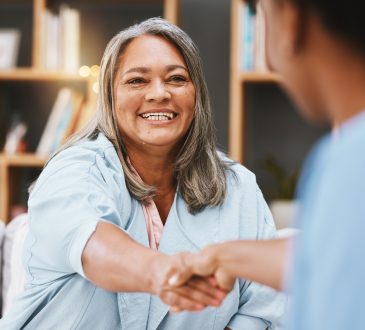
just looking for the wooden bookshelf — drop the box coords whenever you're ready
[0,153,46,167]
[0,153,46,222]
[229,0,282,163]
[164,0,180,25]
[0,0,180,223]
[240,71,282,83]
[0,69,89,82]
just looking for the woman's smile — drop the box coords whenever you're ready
[138,109,178,122]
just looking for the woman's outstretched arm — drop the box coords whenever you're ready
[82,221,227,310]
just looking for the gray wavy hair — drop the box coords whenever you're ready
[54,17,228,214]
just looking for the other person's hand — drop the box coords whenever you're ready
[167,245,236,300]
[150,252,227,312]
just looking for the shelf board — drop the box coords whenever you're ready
[0,69,89,82]
[240,71,282,83]
[0,153,47,168]
[48,0,163,4]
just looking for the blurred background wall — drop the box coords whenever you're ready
[181,0,230,151]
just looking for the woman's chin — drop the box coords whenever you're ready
[138,136,183,149]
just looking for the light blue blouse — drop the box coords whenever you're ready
[0,133,286,329]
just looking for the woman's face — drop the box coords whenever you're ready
[113,35,196,153]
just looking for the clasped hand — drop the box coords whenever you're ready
[151,246,234,312]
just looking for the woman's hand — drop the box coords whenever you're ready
[149,252,228,311]
[168,246,236,294]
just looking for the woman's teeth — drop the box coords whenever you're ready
[140,112,176,121]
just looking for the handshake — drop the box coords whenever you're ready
[149,243,236,313]
[149,238,286,312]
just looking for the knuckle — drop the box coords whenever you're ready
[168,294,178,306]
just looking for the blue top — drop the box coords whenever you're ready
[287,110,365,330]
[0,133,286,329]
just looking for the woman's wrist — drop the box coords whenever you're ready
[146,252,178,295]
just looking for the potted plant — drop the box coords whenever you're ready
[259,154,299,229]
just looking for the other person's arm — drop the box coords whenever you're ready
[170,238,290,291]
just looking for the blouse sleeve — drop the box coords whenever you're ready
[26,152,124,283]
[226,187,287,330]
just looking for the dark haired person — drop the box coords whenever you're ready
[170,0,365,329]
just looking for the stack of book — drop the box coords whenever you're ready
[42,5,80,73]
[241,2,267,72]
[36,88,90,157]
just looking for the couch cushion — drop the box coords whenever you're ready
[2,213,28,316]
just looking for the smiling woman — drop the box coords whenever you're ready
[114,35,196,180]
[68,18,228,215]
[0,18,285,329]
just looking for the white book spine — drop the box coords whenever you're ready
[45,10,60,71]
[60,6,80,73]
[255,3,267,71]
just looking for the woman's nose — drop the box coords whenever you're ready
[145,80,171,102]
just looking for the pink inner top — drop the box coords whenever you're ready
[141,198,164,250]
[128,160,164,250]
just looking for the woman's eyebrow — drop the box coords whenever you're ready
[123,64,188,76]
[123,67,150,75]
[166,64,188,72]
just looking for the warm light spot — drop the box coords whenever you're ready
[90,65,100,77]
[92,81,99,93]
[79,65,90,77]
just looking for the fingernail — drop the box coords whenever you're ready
[168,274,179,286]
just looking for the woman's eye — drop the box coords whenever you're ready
[169,75,187,83]
[127,78,145,85]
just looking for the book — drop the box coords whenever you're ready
[36,88,73,156]
[41,5,80,72]
[37,88,86,156]
[43,9,60,71]
[61,92,85,143]
[241,2,267,72]
[241,3,255,71]
[48,91,84,154]
[60,5,80,73]
[3,119,27,154]
[0,29,21,69]
[254,2,267,71]
[73,93,97,134]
